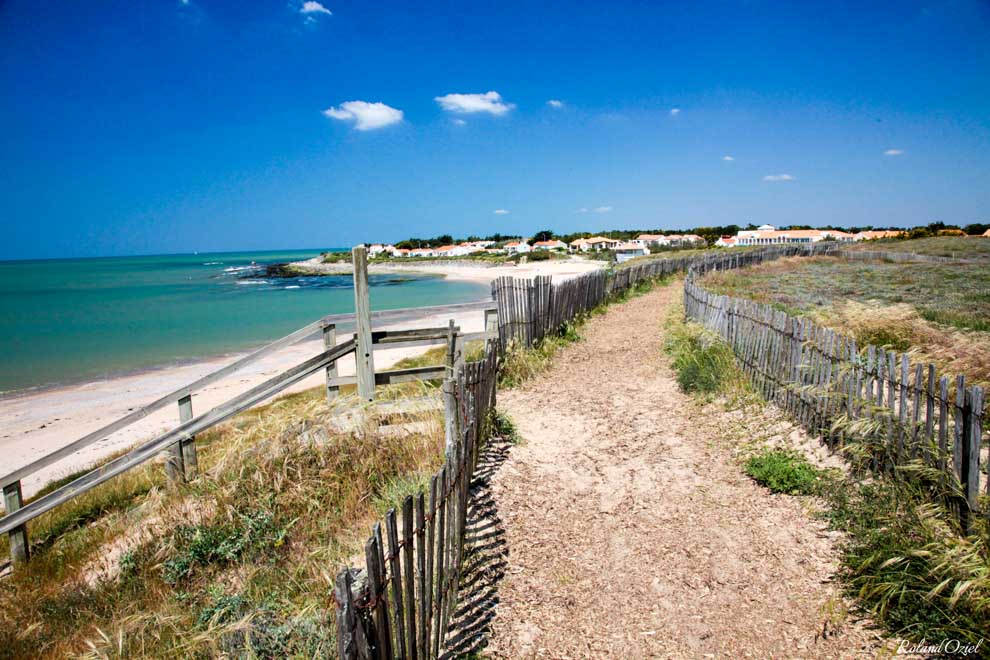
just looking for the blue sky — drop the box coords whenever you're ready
[1,0,989,259]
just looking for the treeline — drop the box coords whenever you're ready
[391,233,522,249]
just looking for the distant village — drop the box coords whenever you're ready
[360,225,922,264]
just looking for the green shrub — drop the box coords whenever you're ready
[743,449,821,495]
[163,509,285,584]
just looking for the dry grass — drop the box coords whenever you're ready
[702,255,990,385]
[0,382,444,658]
[846,236,990,261]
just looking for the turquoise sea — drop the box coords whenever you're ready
[0,250,489,395]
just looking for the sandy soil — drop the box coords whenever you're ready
[485,282,885,658]
[290,254,604,284]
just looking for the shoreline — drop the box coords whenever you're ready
[0,258,603,498]
[288,253,603,285]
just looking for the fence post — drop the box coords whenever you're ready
[178,395,198,480]
[352,246,376,403]
[165,438,185,484]
[323,323,339,402]
[3,481,29,564]
[484,308,498,346]
[443,377,458,454]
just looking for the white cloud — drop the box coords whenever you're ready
[493,209,510,215]
[575,207,589,213]
[547,99,564,109]
[451,118,466,126]
[593,206,613,213]
[300,1,332,15]
[884,148,905,156]
[323,101,403,131]
[763,174,795,182]
[434,91,515,115]
[722,155,734,161]
[669,108,681,116]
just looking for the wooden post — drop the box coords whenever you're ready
[352,246,376,402]
[165,439,184,484]
[323,323,339,402]
[484,308,498,346]
[178,395,198,480]
[443,378,458,454]
[3,481,29,564]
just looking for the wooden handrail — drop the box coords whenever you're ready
[0,339,357,535]
[0,300,495,489]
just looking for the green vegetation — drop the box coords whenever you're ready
[743,449,823,495]
[819,478,990,647]
[663,302,748,400]
[701,253,990,384]
[0,381,446,657]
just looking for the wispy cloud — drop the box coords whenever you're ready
[722,155,734,161]
[593,206,613,213]
[669,108,681,117]
[323,101,403,131]
[493,209,510,215]
[451,118,466,126]
[547,99,564,109]
[434,91,515,115]
[763,174,795,182]
[884,148,905,156]
[575,207,589,214]
[300,1,332,16]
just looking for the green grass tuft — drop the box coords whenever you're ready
[743,449,822,495]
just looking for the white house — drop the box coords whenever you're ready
[714,236,737,247]
[434,245,472,257]
[734,229,829,246]
[633,234,669,248]
[532,239,567,251]
[613,242,650,263]
[410,247,437,257]
[367,244,387,257]
[504,241,531,254]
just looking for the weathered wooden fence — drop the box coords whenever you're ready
[334,343,498,659]
[684,251,987,534]
[490,244,840,351]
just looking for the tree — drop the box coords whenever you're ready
[530,229,555,243]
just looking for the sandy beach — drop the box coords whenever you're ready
[0,259,602,498]
[288,253,603,284]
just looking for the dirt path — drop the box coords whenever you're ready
[485,282,881,658]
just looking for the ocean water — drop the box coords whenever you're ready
[0,250,489,395]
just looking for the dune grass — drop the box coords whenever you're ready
[0,379,445,658]
[701,255,990,385]
[846,236,990,261]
